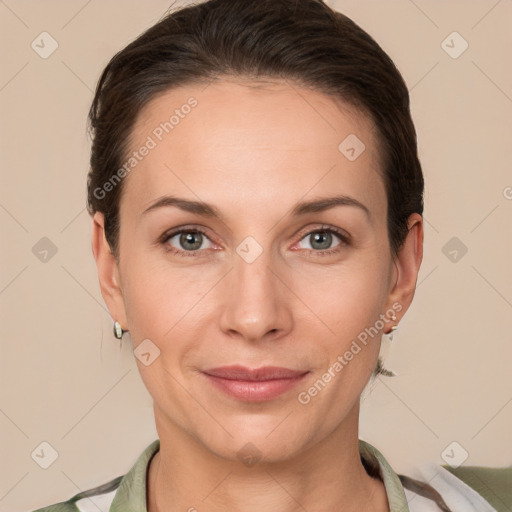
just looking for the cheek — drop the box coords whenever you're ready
[293,259,390,405]
[119,252,175,343]
[119,261,200,397]
[120,254,215,350]
[298,258,390,337]
[295,265,389,415]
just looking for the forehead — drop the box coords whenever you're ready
[120,79,385,222]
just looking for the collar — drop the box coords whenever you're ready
[359,439,410,511]
[109,438,410,512]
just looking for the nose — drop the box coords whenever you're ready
[219,241,293,344]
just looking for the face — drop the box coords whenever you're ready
[93,78,422,463]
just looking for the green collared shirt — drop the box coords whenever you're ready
[32,438,509,512]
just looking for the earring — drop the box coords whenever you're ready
[385,324,398,342]
[384,310,398,341]
[113,320,126,340]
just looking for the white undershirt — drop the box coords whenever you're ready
[404,463,498,512]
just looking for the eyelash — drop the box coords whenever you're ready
[159,224,350,258]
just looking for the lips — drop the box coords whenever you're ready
[201,365,310,401]
[203,365,308,381]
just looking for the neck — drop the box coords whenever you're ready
[147,403,389,512]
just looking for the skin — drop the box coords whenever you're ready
[92,78,423,512]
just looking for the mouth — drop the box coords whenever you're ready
[201,365,310,402]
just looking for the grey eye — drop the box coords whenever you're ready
[167,230,213,251]
[298,230,343,251]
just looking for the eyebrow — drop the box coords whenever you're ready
[141,194,371,221]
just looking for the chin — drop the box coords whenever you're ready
[194,414,315,466]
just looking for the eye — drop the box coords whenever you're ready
[295,225,349,256]
[161,227,215,256]
[159,224,350,258]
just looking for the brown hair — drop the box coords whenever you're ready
[86,0,423,264]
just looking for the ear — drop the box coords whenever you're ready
[385,213,424,324]
[91,212,128,329]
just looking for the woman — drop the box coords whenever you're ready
[33,0,510,511]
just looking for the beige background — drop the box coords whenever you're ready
[1,1,511,511]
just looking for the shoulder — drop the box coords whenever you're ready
[440,463,512,510]
[29,475,123,512]
[30,500,80,512]
[29,440,160,512]
[399,462,511,512]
